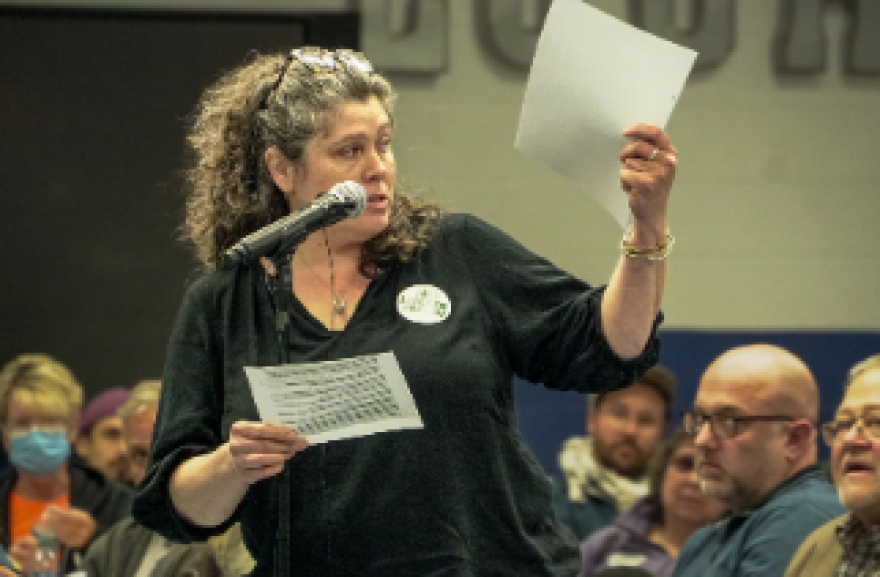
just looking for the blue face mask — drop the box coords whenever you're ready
[10,430,70,476]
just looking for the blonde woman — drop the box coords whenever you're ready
[0,354,131,573]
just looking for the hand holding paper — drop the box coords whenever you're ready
[227,421,308,484]
[515,0,697,227]
[619,123,678,242]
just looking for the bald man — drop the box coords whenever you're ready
[671,344,845,577]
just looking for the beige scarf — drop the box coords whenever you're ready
[558,435,650,514]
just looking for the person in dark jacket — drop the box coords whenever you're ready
[578,430,726,577]
[0,354,133,574]
[132,46,679,577]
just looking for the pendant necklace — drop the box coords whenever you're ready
[298,230,347,324]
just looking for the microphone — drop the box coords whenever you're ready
[221,181,367,269]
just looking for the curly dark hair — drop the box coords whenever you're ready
[183,47,445,272]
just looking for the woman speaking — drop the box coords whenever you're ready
[133,46,678,577]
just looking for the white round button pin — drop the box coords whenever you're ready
[397,284,452,325]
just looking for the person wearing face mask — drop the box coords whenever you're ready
[0,354,133,574]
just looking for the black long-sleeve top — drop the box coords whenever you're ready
[133,214,661,577]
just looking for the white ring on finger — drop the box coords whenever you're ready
[648,148,659,161]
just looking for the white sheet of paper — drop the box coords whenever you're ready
[245,351,423,445]
[515,0,698,227]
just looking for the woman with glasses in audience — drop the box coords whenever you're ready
[132,46,680,577]
[578,430,727,577]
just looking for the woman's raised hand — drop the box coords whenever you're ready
[619,123,678,237]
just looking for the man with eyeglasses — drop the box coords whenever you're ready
[671,344,845,577]
[553,366,675,540]
[784,353,880,577]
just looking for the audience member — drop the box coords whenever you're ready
[0,354,132,573]
[82,378,253,576]
[74,387,130,481]
[578,429,726,577]
[554,366,675,540]
[117,380,160,487]
[784,353,880,576]
[671,343,845,577]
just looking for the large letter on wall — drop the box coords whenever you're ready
[478,0,551,70]
[361,0,449,73]
[629,0,733,72]
[775,0,880,75]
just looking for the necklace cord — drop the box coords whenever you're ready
[297,230,347,329]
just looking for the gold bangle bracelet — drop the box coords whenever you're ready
[621,228,675,260]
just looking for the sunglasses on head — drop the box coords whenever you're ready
[260,47,374,109]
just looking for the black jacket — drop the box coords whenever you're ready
[0,452,134,573]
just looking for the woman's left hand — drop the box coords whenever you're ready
[619,123,678,235]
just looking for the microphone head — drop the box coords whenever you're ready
[328,181,368,218]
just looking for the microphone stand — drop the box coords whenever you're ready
[267,248,295,577]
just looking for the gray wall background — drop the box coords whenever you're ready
[2,0,878,401]
[384,0,880,331]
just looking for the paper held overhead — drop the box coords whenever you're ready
[515,0,698,228]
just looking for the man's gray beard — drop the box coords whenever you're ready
[699,473,761,512]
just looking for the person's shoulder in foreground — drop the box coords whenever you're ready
[81,515,221,577]
[783,514,846,577]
